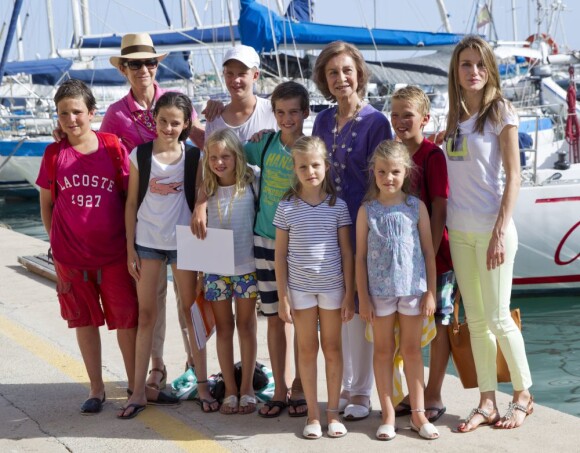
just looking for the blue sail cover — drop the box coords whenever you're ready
[80,26,240,49]
[285,0,312,22]
[239,0,464,52]
[2,52,191,86]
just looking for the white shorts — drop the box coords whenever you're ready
[288,288,344,311]
[371,295,422,317]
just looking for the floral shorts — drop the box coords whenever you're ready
[203,272,259,301]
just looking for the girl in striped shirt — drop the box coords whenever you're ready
[274,136,354,439]
[202,128,259,415]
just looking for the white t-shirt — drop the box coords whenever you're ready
[206,168,259,276]
[445,101,518,232]
[129,145,193,250]
[205,96,278,143]
[273,195,352,292]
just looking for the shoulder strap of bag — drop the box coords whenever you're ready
[137,141,154,210]
[99,132,125,195]
[183,144,201,212]
[253,132,276,228]
[46,142,61,203]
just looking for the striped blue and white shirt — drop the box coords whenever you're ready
[273,195,351,292]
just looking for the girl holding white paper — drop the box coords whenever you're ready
[274,136,354,439]
[123,92,218,418]
[201,128,259,415]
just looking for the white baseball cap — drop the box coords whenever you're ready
[223,45,260,69]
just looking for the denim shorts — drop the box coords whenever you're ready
[135,244,178,265]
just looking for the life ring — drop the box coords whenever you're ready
[524,33,558,62]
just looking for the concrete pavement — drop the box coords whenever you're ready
[0,226,578,452]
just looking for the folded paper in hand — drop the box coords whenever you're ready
[190,292,216,350]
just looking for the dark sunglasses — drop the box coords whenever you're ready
[123,59,159,70]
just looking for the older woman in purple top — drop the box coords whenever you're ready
[312,41,392,420]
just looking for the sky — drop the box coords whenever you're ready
[2,0,579,64]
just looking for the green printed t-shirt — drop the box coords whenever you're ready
[244,131,294,240]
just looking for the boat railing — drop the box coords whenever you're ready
[518,113,545,185]
[0,111,56,138]
[518,109,567,185]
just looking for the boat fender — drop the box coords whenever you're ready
[524,33,559,63]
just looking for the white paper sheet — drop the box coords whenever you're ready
[176,225,235,275]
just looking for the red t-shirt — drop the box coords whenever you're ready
[36,132,129,269]
[410,139,453,274]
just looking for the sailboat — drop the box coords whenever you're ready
[2,0,579,292]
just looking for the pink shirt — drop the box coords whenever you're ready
[36,132,129,269]
[100,82,198,152]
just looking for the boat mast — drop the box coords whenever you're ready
[15,11,25,60]
[0,0,24,82]
[46,0,57,58]
[511,0,518,40]
[70,0,82,47]
[80,0,91,36]
[435,0,452,32]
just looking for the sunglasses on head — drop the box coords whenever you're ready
[123,59,159,70]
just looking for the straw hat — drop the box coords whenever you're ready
[109,33,168,67]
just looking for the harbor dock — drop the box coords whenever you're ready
[0,226,577,452]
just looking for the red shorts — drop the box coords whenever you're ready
[54,258,138,329]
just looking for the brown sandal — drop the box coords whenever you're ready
[146,365,167,390]
[456,407,500,433]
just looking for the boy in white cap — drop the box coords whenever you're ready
[204,45,277,140]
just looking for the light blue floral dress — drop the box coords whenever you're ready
[366,196,427,297]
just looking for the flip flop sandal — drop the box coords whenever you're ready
[147,391,180,406]
[426,406,447,423]
[220,395,239,415]
[258,400,287,418]
[395,402,412,417]
[238,394,257,414]
[117,403,146,420]
[80,393,105,415]
[288,398,308,418]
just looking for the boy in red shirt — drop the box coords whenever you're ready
[37,79,138,415]
[390,85,456,424]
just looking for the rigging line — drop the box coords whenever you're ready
[266,0,283,81]
[283,4,305,81]
[355,0,386,81]
[86,1,217,50]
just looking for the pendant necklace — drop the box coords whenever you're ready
[330,101,363,192]
[217,186,235,227]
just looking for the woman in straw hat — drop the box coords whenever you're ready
[102,33,218,414]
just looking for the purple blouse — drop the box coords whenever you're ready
[312,104,392,249]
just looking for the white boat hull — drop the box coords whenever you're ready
[513,181,580,293]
